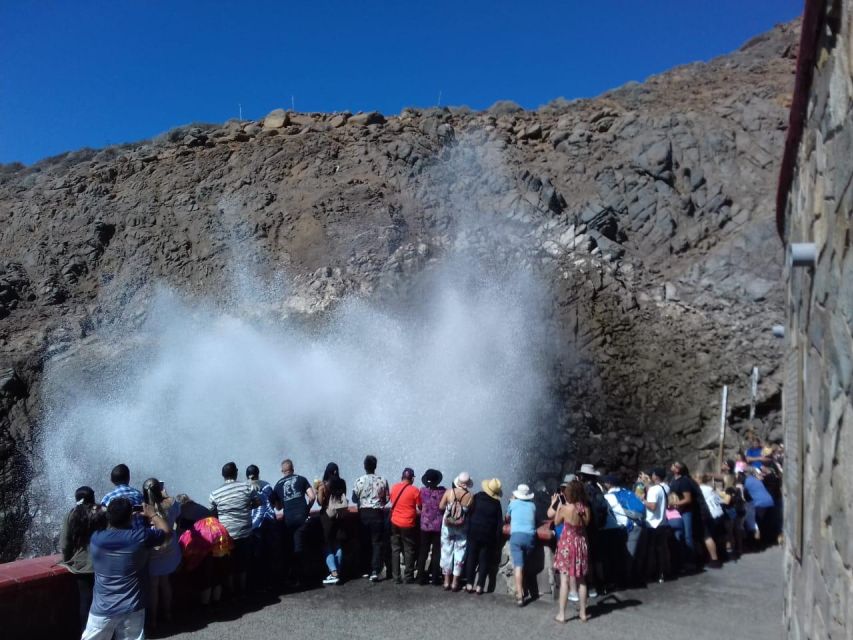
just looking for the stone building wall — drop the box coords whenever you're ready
[782,1,853,638]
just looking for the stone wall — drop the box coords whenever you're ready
[782,1,853,637]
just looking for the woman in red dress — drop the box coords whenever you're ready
[550,479,591,623]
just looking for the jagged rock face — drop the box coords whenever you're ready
[0,21,798,559]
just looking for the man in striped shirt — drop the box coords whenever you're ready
[100,463,145,529]
[210,461,259,593]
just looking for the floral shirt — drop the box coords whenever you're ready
[352,473,389,509]
[419,486,445,532]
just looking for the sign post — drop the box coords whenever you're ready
[718,385,728,471]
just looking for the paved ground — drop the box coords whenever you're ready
[162,549,783,640]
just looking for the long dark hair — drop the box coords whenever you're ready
[324,462,346,499]
[67,486,106,551]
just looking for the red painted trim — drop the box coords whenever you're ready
[0,554,68,594]
[776,1,827,241]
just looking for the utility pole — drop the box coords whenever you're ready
[718,385,729,471]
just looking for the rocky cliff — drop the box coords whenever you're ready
[0,20,799,559]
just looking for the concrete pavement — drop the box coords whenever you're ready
[163,548,783,640]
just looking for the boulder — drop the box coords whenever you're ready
[349,111,386,126]
[329,113,350,128]
[262,109,289,129]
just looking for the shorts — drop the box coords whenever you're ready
[509,532,536,567]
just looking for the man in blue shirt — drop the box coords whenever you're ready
[100,464,145,529]
[744,469,775,549]
[82,498,170,640]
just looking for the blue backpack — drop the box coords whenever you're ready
[612,488,646,532]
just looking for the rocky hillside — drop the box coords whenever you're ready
[0,20,798,559]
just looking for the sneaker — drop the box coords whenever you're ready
[322,574,339,585]
[369,572,380,582]
[568,591,579,602]
[362,573,370,579]
[588,588,598,598]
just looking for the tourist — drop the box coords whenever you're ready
[210,461,259,594]
[316,462,348,585]
[761,463,783,546]
[743,467,775,549]
[175,494,233,606]
[506,482,537,603]
[696,473,723,568]
[81,497,170,640]
[720,475,746,558]
[246,464,277,591]
[465,478,503,595]
[272,458,316,586]
[643,468,670,582]
[389,467,421,584]
[416,468,445,585]
[100,463,145,528]
[669,461,703,571]
[532,480,552,525]
[439,471,474,591]
[141,477,181,630]
[352,454,390,581]
[552,479,591,623]
[602,474,647,586]
[59,486,106,633]
[745,435,768,470]
[576,464,606,597]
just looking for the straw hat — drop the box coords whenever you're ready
[453,472,473,488]
[512,484,534,500]
[481,478,502,499]
[577,463,600,477]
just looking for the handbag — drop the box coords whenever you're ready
[326,492,349,519]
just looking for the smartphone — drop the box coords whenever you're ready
[132,504,144,514]
[559,494,567,505]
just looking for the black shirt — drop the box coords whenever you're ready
[274,474,311,524]
[670,476,702,517]
[467,492,503,543]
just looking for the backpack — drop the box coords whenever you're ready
[444,488,469,527]
[612,488,647,532]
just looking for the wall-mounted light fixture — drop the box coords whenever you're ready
[772,325,785,338]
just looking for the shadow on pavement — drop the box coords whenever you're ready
[591,594,643,617]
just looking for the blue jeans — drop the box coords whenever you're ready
[325,547,342,573]
[674,511,695,565]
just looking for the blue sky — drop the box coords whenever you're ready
[1,1,802,164]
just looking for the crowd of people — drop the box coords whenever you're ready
[58,436,784,639]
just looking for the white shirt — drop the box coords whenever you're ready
[604,489,627,528]
[645,484,666,528]
[700,484,723,519]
